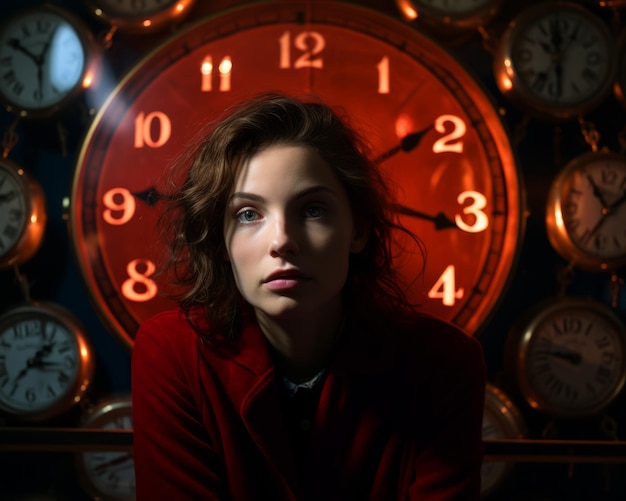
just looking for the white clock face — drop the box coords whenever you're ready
[0,164,27,258]
[521,302,626,417]
[0,9,86,112]
[0,312,80,414]
[481,409,509,495]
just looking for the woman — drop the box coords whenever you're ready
[132,94,486,500]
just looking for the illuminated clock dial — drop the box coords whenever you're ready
[70,0,524,349]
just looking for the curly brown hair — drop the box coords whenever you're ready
[159,93,425,346]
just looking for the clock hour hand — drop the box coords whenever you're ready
[92,453,134,475]
[393,204,457,230]
[7,38,40,64]
[584,188,626,240]
[375,125,432,164]
[547,349,582,366]
[0,190,16,204]
[586,173,609,207]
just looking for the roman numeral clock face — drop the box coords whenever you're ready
[70,1,524,349]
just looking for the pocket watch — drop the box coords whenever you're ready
[545,150,626,272]
[84,0,196,34]
[0,302,96,422]
[0,4,100,119]
[70,0,524,349]
[394,0,502,31]
[507,297,626,419]
[0,157,46,270]
[481,383,527,498]
[75,394,135,501]
[493,1,617,120]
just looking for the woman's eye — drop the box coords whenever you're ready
[236,209,259,223]
[305,206,325,218]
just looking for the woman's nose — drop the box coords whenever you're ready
[268,216,299,257]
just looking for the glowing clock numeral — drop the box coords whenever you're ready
[102,187,136,225]
[433,114,466,153]
[455,191,489,233]
[121,259,158,302]
[134,111,171,148]
[428,264,464,306]
[377,56,390,94]
[278,31,325,69]
[200,55,232,92]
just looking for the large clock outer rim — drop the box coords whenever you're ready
[70,0,525,349]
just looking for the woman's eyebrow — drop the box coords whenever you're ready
[229,186,337,204]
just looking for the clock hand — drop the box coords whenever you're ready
[7,38,40,63]
[375,125,432,164]
[0,190,17,204]
[92,453,134,475]
[583,188,626,240]
[547,349,582,365]
[586,173,609,207]
[393,204,457,230]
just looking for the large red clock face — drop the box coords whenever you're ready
[71,1,524,349]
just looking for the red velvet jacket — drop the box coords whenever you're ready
[132,308,486,500]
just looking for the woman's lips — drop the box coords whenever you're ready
[263,270,310,291]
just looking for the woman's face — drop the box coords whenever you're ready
[223,144,366,322]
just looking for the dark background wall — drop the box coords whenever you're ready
[1,0,625,499]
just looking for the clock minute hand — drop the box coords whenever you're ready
[393,204,457,230]
[375,125,433,164]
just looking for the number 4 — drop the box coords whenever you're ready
[428,264,464,306]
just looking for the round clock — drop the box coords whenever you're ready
[493,1,617,121]
[545,150,626,272]
[481,383,527,498]
[75,394,135,501]
[395,0,502,31]
[85,0,196,34]
[0,302,95,422]
[0,4,100,119]
[507,297,626,419]
[0,157,47,270]
[70,0,524,349]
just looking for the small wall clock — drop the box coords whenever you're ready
[493,1,616,121]
[0,4,100,119]
[75,394,135,501]
[0,157,47,270]
[481,383,527,498]
[84,0,196,34]
[506,297,626,419]
[70,0,524,349]
[0,302,95,422]
[545,150,626,272]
